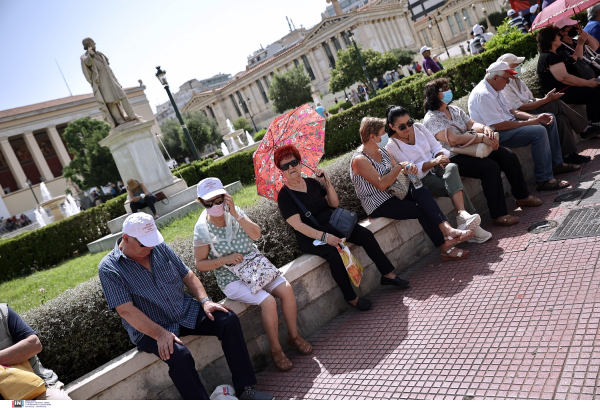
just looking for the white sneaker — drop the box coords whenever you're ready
[468,226,493,244]
[456,210,481,231]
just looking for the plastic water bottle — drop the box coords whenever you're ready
[406,165,423,189]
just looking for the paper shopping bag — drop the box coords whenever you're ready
[0,360,46,400]
[337,243,363,287]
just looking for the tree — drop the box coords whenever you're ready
[159,110,222,161]
[389,48,417,66]
[483,19,527,52]
[61,117,121,191]
[329,45,398,93]
[267,65,313,113]
[232,117,253,133]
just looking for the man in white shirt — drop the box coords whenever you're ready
[468,61,576,191]
[498,53,600,164]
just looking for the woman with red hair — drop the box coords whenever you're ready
[275,145,408,312]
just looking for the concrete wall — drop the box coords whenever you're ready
[65,146,535,400]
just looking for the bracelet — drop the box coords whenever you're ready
[321,231,327,242]
[236,213,245,221]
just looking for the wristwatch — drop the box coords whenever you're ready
[200,296,212,305]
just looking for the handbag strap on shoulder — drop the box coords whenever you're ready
[282,185,320,228]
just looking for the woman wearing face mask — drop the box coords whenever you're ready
[422,78,541,228]
[383,105,492,244]
[193,177,312,372]
[351,116,474,262]
[555,17,599,61]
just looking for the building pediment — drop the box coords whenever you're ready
[359,0,407,11]
[183,92,215,111]
[436,0,470,14]
[304,15,351,41]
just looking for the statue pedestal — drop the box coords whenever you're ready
[100,121,187,210]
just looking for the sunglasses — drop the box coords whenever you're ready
[392,118,414,131]
[132,237,146,248]
[203,195,225,208]
[280,159,300,171]
[438,85,450,92]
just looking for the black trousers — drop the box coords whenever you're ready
[370,184,446,247]
[136,309,256,400]
[300,223,395,302]
[130,196,157,215]
[559,86,600,123]
[450,147,530,219]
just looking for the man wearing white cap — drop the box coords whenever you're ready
[507,9,529,34]
[420,46,440,76]
[98,212,274,400]
[499,53,600,164]
[468,61,575,191]
[470,24,487,55]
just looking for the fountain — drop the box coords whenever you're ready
[38,182,67,223]
[64,194,81,217]
[222,119,246,155]
[220,142,230,156]
[245,131,255,146]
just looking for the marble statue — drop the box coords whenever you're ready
[80,38,141,128]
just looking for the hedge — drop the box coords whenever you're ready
[378,72,426,95]
[327,100,353,115]
[253,128,267,142]
[0,194,127,283]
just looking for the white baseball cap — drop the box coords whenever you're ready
[497,53,525,65]
[473,24,484,35]
[486,61,518,75]
[197,177,227,200]
[507,9,516,16]
[530,4,539,13]
[122,213,164,247]
[420,45,432,54]
[554,17,579,29]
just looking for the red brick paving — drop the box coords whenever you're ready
[256,139,600,399]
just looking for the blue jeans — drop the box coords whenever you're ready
[498,119,563,182]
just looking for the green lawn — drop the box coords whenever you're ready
[0,184,262,313]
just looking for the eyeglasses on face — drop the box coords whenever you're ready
[438,84,450,92]
[203,194,225,208]
[132,237,146,248]
[280,159,300,171]
[393,118,415,131]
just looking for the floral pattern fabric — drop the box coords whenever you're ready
[423,106,472,158]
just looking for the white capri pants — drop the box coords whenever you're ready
[223,276,287,305]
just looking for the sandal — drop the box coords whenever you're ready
[492,215,520,226]
[287,334,313,355]
[441,229,474,252]
[553,163,580,175]
[515,196,542,207]
[271,349,293,372]
[440,247,470,261]
[536,179,569,191]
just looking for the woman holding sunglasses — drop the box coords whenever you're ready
[276,145,408,312]
[193,177,312,372]
[384,105,491,243]
[351,116,474,262]
[422,78,541,227]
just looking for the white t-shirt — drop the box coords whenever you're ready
[468,79,515,126]
[501,77,535,110]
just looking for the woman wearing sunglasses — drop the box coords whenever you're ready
[422,78,541,227]
[384,105,491,243]
[193,177,312,372]
[351,117,474,262]
[276,145,408,312]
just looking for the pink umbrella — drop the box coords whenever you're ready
[531,0,600,31]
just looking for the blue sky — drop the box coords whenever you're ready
[0,0,328,112]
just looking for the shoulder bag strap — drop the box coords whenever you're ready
[282,185,320,228]
[446,124,478,147]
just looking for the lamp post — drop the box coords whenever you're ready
[25,179,39,206]
[238,98,258,132]
[347,31,376,97]
[428,13,450,58]
[155,66,200,161]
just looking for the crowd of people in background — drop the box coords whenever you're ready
[0,214,32,234]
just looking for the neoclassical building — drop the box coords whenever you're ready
[0,86,159,218]
[183,0,420,134]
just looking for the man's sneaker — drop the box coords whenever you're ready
[467,226,492,244]
[238,386,275,400]
[456,210,481,231]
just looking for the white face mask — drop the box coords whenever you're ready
[376,133,389,148]
[206,203,225,217]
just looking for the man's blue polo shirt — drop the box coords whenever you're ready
[98,238,200,344]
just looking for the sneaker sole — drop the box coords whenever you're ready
[457,214,481,231]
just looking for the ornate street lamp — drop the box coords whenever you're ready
[347,32,376,97]
[238,98,258,132]
[155,66,200,161]
[428,13,450,58]
[25,179,39,206]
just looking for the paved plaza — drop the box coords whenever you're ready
[256,138,600,400]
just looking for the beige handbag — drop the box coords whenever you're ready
[444,125,493,158]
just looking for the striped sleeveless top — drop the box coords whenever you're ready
[350,146,394,215]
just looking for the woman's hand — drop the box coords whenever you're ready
[224,194,238,218]
[401,162,418,175]
[482,126,496,139]
[481,134,500,150]
[313,168,329,185]
[325,233,344,247]
[131,196,141,203]
[223,253,244,265]
[586,78,600,88]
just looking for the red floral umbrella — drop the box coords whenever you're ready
[253,103,326,201]
[531,0,600,31]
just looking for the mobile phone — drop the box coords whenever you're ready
[224,203,230,213]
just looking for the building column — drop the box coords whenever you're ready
[250,83,268,112]
[307,50,325,83]
[212,102,228,134]
[325,39,338,62]
[46,125,71,167]
[23,132,54,182]
[336,33,347,50]
[388,18,404,48]
[376,19,392,51]
[0,139,27,190]
[402,13,419,48]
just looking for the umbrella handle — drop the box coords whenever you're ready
[303,163,325,177]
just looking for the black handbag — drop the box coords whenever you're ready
[283,185,358,239]
[573,59,596,80]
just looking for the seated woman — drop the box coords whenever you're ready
[193,177,312,372]
[276,145,410,312]
[555,17,600,60]
[384,106,491,243]
[127,179,159,219]
[537,26,600,123]
[422,79,541,226]
[351,117,474,261]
